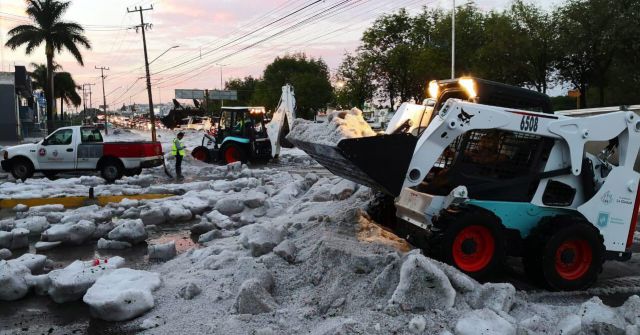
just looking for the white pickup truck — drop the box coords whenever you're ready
[1,126,163,182]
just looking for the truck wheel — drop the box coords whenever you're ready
[11,158,34,181]
[191,146,210,162]
[222,143,247,164]
[523,216,604,291]
[100,160,123,183]
[432,208,506,280]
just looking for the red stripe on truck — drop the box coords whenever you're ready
[625,182,640,251]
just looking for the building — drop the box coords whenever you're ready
[0,66,39,142]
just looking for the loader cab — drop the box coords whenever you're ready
[417,78,555,201]
[208,107,271,164]
[428,77,552,116]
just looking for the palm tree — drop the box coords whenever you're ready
[30,63,80,121]
[5,0,90,132]
[53,72,81,121]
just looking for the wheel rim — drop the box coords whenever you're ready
[14,165,27,178]
[554,239,592,280]
[104,166,118,179]
[452,225,495,272]
[193,149,206,161]
[224,146,241,163]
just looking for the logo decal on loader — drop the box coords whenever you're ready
[458,109,475,124]
[597,212,610,227]
[601,191,613,205]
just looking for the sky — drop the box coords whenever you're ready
[0,0,559,108]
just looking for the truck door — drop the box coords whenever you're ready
[37,128,76,170]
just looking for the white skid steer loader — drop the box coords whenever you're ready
[289,77,640,290]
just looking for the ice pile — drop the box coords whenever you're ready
[287,108,377,145]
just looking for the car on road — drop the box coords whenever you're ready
[1,126,164,182]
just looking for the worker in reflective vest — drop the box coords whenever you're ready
[171,132,186,180]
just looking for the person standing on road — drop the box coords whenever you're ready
[171,132,186,180]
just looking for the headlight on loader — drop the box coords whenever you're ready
[458,77,477,99]
[428,80,439,99]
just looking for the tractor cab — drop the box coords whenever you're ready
[191,107,272,164]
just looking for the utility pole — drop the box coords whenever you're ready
[96,66,110,134]
[216,63,227,107]
[128,5,157,142]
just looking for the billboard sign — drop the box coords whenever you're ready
[175,89,237,101]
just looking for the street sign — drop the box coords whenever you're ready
[174,89,237,101]
[175,89,205,99]
[208,90,237,100]
[568,89,581,97]
[99,105,109,109]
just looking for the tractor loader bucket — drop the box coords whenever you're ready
[288,133,418,196]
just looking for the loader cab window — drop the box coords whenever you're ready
[420,129,554,202]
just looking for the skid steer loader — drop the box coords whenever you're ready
[289,77,640,290]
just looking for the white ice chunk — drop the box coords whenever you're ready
[148,241,177,261]
[0,260,30,301]
[15,216,49,235]
[97,238,132,249]
[42,220,96,245]
[83,268,161,321]
[47,256,125,303]
[108,219,148,244]
[454,309,516,335]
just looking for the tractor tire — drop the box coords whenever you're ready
[43,171,58,180]
[430,207,506,281]
[100,159,123,183]
[523,216,604,291]
[221,143,247,164]
[10,158,34,181]
[191,146,210,162]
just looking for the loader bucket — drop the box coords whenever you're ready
[288,133,418,196]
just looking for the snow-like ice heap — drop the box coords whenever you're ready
[287,108,377,146]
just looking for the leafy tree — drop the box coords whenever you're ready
[508,0,558,93]
[555,0,624,107]
[334,53,376,109]
[252,54,332,120]
[225,76,259,106]
[5,0,91,131]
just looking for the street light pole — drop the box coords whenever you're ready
[96,66,110,134]
[216,63,227,107]
[451,0,455,79]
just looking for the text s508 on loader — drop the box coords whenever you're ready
[289,77,640,290]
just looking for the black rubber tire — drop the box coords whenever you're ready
[430,207,506,281]
[100,160,123,183]
[191,146,210,162]
[523,216,604,291]
[221,142,248,164]
[42,171,57,180]
[10,158,34,181]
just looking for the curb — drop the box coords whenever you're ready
[0,193,175,209]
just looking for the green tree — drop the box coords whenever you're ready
[225,76,259,106]
[5,0,91,131]
[252,54,332,120]
[334,53,376,109]
[555,0,624,107]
